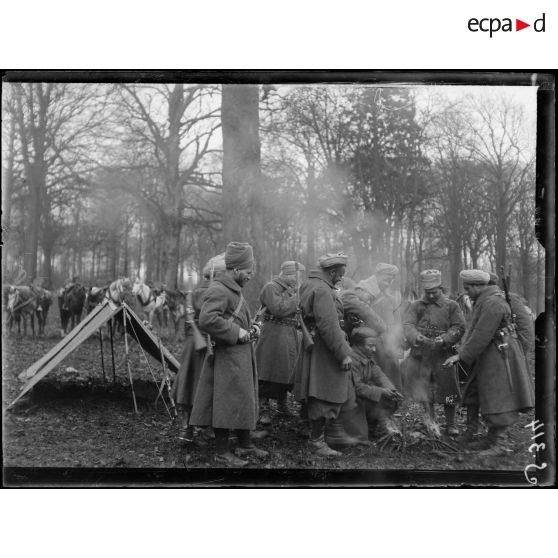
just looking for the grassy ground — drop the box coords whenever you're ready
[2,314,541,485]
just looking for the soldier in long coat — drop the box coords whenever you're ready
[340,327,403,443]
[295,252,360,457]
[443,270,535,456]
[402,270,466,436]
[171,253,225,443]
[488,272,535,368]
[355,263,404,390]
[190,242,268,467]
[256,261,305,424]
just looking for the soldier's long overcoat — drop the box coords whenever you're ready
[294,270,352,404]
[170,280,209,409]
[402,294,465,404]
[458,285,534,416]
[189,276,258,430]
[255,277,300,385]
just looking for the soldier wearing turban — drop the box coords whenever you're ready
[190,242,268,467]
[402,269,466,437]
[443,270,535,456]
[294,252,362,457]
[171,253,225,444]
[255,261,306,425]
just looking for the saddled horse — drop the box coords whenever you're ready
[58,284,86,334]
[132,279,168,333]
[7,285,38,336]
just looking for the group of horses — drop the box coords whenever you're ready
[4,285,53,336]
[3,278,188,339]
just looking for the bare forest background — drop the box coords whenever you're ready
[1,82,544,313]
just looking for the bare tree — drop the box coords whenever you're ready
[221,84,266,304]
[109,84,222,287]
[464,95,535,272]
[8,82,108,286]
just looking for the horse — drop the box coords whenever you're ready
[164,289,187,339]
[34,287,53,335]
[132,279,168,334]
[58,284,86,334]
[85,285,108,314]
[7,286,38,336]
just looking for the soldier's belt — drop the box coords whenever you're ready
[417,326,446,338]
[263,314,298,327]
[304,319,344,332]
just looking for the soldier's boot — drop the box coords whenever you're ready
[235,429,269,459]
[277,392,296,417]
[176,407,194,443]
[458,405,481,445]
[259,397,272,426]
[444,405,459,437]
[309,419,341,457]
[478,427,509,457]
[325,418,361,449]
[214,428,248,467]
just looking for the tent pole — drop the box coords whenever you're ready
[109,319,116,384]
[122,308,139,414]
[157,335,177,418]
[98,329,106,384]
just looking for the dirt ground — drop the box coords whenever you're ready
[2,313,541,485]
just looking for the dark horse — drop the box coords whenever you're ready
[34,287,53,334]
[58,284,86,334]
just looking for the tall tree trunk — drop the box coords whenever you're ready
[137,220,143,277]
[122,214,129,277]
[221,84,263,308]
[2,113,16,278]
[305,162,316,270]
[164,84,185,289]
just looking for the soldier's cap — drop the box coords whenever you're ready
[488,272,499,285]
[225,242,254,270]
[420,269,442,289]
[280,261,305,275]
[318,252,348,269]
[375,262,399,276]
[351,326,381,344]
[203,253,226,277]
[460,269,490,285]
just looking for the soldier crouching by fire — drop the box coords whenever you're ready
[340,327,403,444]
[402,269,466,437]
[189,242,268,467]
[443,270,535,457]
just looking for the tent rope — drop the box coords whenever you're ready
[125,309,174,420]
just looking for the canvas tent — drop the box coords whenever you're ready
[7,299,180,409]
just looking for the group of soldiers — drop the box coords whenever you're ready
[170,242,536,466]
